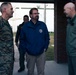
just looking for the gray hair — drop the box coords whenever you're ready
[0,2,11,13]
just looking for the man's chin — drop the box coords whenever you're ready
[36,18,39,21]
[65,15,71,20]
[65,15,69,17]
[10,15,13,18]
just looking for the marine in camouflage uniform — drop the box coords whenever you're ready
[0,16,14,75]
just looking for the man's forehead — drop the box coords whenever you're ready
[33,10,38,12]
[64,2,75,9]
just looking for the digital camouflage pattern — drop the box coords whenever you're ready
[0,16,14,75]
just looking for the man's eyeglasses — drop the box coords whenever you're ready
[32,13,39,14]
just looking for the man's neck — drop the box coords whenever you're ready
[2,14,9,20]
[31,19,37,24]
[71,12,76,19]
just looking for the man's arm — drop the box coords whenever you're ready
[15,26,20,47]
[44,24,50,51]
[19,27,26,52]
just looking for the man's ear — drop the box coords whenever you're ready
[3,7,7,12]
[29,14,32,18]
[70,7,73,12]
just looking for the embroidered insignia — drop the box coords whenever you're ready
[39,29,43,33]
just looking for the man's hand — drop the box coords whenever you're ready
[44,48,47,52]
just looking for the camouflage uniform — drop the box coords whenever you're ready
[0,16,14,75]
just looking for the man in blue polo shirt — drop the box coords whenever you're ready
[19,8,49,75]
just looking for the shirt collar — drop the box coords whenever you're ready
[71,14,76,22]
[28,20,40,28]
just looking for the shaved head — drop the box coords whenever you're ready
[64,2,75,10]
[64,2,76,18]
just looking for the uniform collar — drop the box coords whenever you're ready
[68,15,76,26]
[71,14,76,22]
[0,16,9,24]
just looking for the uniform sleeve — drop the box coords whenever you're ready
[0,21,3,31]
[0,21,4,39]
